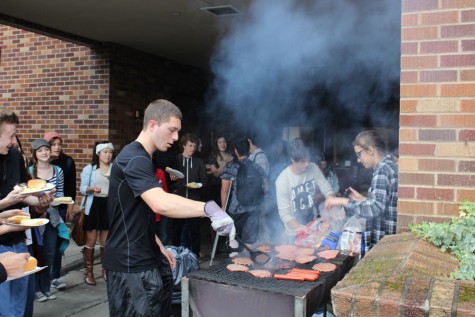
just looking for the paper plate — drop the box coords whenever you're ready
[186,182,203,189]
[165,167,184,179]
[17,183,56,195]
[7,266,47,281]
[4,218,49,227]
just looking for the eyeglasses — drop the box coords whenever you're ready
[355,149,366,158]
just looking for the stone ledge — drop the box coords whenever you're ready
[332,232,475,316]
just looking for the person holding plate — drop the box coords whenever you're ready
[0,209,32,285]
[44,131,77,291]
[79,141,114,285]
[28,138,68,303]
[0,110,54,317]
[171,133,207,258]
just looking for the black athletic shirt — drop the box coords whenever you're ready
[0,147,27,245]
[104,141,163,273]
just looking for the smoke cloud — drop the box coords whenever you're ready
[206,0,401,140]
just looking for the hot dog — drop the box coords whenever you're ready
[274,274,305,282]
[290,268,320,276]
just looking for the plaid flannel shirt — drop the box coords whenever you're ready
[346,155,398,253]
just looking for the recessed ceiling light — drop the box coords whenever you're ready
[200,5,243,16]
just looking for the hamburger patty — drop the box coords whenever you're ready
[231,257,254,266]
[295,255,317,264]
[317,250,339,260]
[312,262,337,272]
[295,248,315,256]
[227,264,250,272]
[248,269,272,278]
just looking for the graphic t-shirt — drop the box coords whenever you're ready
[275,162,333,236]
[291,179,318,224]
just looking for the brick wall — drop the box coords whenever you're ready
[0,24,209,201]
[399,0,475,231]
[107,44,209,152]
[0,24,110,177]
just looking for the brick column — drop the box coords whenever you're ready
[398,0,475,231]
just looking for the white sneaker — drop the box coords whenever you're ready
[51,278,67,290]
[44,291,57,300]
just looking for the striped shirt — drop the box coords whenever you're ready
[346,155,398,253]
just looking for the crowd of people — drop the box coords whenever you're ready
[0,99,400,317]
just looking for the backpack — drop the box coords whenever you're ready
[235,160,264,206]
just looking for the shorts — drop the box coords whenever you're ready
[107,254,173,317]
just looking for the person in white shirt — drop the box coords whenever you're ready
[275,138,335,240]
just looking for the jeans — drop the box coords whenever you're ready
[52,207,67,279]
[36,223,57,294]
[0,242,29,317]
[24,245,35,317]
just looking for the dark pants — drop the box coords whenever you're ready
[107,254,173,317]
[179,218,201,256]
[36,223,57,294]
[52,207,67,279]
[155,216,169,245]
[230,210,260,244]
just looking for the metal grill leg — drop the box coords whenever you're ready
[181,277,191,317]
[209,233,219,267]
[295,296,306,317]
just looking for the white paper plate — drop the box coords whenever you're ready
[186,182,203,189]
[7,266,47,281]
[165,167,184,179]
[51,199,75,206]
[17,183,56,195]
[4,218,49,227]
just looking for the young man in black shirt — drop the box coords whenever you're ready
[0,110,54,316]
[104,99,235,317]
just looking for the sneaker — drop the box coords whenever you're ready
[34,292,47,302]
[51,278,67,290]
[43,291,57,300]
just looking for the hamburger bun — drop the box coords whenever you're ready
[27,179,47,189]
[24,257,37,272]
[20,219,45,226]
[54,197,72,203]
[7,215,30,224]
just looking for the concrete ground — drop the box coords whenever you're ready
[33,226,228,317]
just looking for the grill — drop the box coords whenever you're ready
[182,253,354,317]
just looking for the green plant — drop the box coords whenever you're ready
[409,201,475,281]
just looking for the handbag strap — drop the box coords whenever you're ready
[80,165,94,210]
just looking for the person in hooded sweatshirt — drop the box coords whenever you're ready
[171,133,208,257]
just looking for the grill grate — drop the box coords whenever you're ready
[187,254,350,297]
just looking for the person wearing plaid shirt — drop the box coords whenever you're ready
[325,130,398,254]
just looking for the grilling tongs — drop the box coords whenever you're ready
[235,236,271,264]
